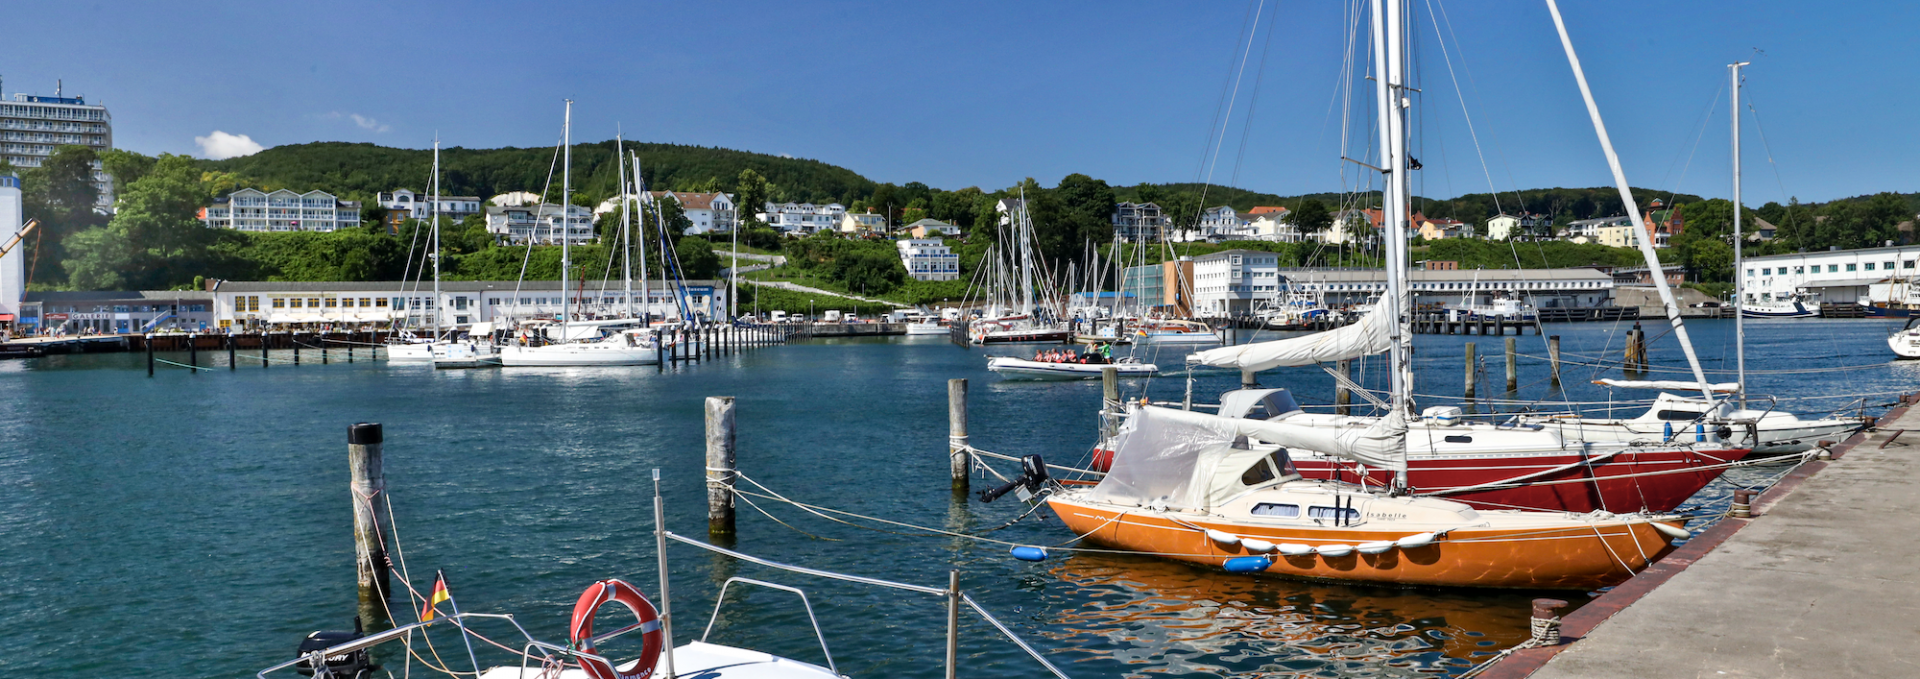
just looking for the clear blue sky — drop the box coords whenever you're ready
[7,1,1913,206]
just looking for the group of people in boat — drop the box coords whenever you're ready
[1032,344,1114,364]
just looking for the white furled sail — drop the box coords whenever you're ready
[1593,379,1740,393]
[1187,307,1392,372]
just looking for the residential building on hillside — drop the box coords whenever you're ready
[643,191,735,234]
[1416,217,1469,240]
[1486,212,1550,241]
[377,189,484,222]
[904,218,961,238]
[1112,202,1168,243]
[1241,207,1298,242]
[1180,205,1252,242]
[201,188,362,233]
[1328,209,1377,245]
[484,203,593,244]
[1595,222,1649,249]
[1192,249,1282,315]
[840,211,886,235]
[762,202,845,235]
[1641,199,1683,248]
[490,191,542,207]
[896,238,960,281]
[1565,216,1632,243]
[0,83,114,209]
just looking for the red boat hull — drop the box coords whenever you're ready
[1089,446,1752,513]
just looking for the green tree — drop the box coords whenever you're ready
[64,154,218,290]
[22,145,106,286]
[733,168,774,225]
[672,236,720,280]
[1290,198,1333,236]
[100,148,158,189]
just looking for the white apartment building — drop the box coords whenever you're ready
[377,189,484,221]
[1,173,22,327]
[1180,205,1254,242]
[1112,202,1169,243]
[1564,216,1631,242]
[1328,209,1376,245]
[897,238,960,281]
[841,211,886,234]
[762,201,845,235]
[1192,249,1283,315]
[1742,244,1920,305]
[0,85,114,209]
[644,191,736,234]
[206,279,729,329]
[201,188,362,232]
[485,203,594,244]
[903,218,961,238]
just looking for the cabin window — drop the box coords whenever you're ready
[1443,435,1473,444]
[1251,503,1300,518]
[1241,460,1276,486]
[1656,410,1701,421]
[1308,506,1360,522]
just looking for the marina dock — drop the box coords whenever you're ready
[1484,396,1920,678]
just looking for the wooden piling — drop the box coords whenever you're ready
[227,334,236,370]
[705,396,737,536]
[1335,359,1352,415]
[1505,337,1518,392]
[262,333,270,368]
[948,378,969,494]
[348,422,391,626]
[292,334,301,365]
[1101,366,1119,440]
[188,333,199,372]
[1548,335,1562,387]
[321,335,329,364]
[145,334,155,377]
[1463,342,1477,399]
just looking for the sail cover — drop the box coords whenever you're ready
[1088,405,1406,511]
[1593,379,1738,393]
[1187,307,1391,372]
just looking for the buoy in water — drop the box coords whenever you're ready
[1010,546,1049,561]
[1223,556,1272,573]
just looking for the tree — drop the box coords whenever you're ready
[1052,173,1116,258]
[22,145,106,286]
[733,168,774,225]
[672,236,720,280]
[65,154,221,290]
[100,148,158,189]
[1290,198,1333,236]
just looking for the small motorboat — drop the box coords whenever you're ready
[431,339,494,369]
[1892,316,1920,359]
[1135,319,1221,345]
[988,354,1157,380]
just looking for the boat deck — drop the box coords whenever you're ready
[1484,396,1920,678]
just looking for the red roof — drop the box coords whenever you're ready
[1248,206,1290,215]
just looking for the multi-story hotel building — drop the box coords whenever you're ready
[896,238,959,281]
[1112,202,1169,243]
[201,188,363,232]
[377,189,484,222]
[484,203,594,244]
[761,201,845,235]
[0,83,114,209]
[643,191,735,235]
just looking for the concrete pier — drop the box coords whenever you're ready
[1485,397,1919,678]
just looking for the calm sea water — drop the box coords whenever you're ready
[0,318,1910,678]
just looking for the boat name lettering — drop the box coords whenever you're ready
[1366,512,1407,521]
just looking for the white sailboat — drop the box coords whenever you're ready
[967,190,1072,345]
[499,101,662,367]
[388,138,451,363]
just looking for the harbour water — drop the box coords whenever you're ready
[0,318,1910,678]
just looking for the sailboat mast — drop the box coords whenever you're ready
[1372,0,1414,421]
[1545,0,1718,402]
[1731,60,1750,409]
[561,99,572,327]
[632,151,651,322]
[431,138,442,337]
[619,134,635,319]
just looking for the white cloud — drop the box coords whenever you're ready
[194,131,265,160]
[780,153,794,159]
[349,114,391,133]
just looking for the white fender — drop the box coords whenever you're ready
[1650,522,1690,540]
[1277,543,1314,556]
[1204,529,1241,547]
[1357,541,1395,555]
[1316,544,1354,557]
[1240,538,1276,553]
[1395,532,1437,549]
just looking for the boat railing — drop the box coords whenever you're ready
[702,577,837,675]
[255,612,546,679]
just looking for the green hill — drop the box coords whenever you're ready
[195,141,877,206]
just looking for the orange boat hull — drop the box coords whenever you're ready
[1048,497,1679,590]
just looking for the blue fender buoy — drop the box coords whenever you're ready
[1010,546,1049,562]
[1663,421,1674,439]
[1695,422,1705,442]
[1223,556,1272,573]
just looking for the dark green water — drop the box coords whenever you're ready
[0,319,1909,678]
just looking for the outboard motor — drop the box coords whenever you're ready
[295,616,377,679]
[979,455,1050,503]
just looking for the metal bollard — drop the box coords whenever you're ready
[1530,598,1567,645]
[1731,489,1754,518]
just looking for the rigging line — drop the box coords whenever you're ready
[1428,0,1524,210]
[510,137,567,317]
[1194,0,1265,185]
[1422,0,1502,216]
[1662,82,1725,209]
[1227,0,1281,191]
[1741,90,1803,235]
[1655,81,1727,197]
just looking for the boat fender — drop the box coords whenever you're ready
[1316,544,1354,558]
[1222,556,1272,573]
[1010,546,1049,561]
[1394,532,1437,549]
[1357,541,1395,555]
[1650,522,1691,540]
[1240,538,1276,553]
[1204,529,1241,547]
[1663,422,1674,440]
[569,579,665,679]
[1276,543,1314,556]
[1695,422,1705,442]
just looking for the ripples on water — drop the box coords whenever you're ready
[0,319,1906,678]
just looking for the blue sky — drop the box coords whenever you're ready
[8,1,1913,206]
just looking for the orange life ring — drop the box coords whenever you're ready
[568,579,665,679]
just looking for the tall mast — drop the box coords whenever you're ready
[561,99,572,327]
[632,151,651,322]
[1731,61,1750,408]
[431,137,441,337]
[1017,187,1034,316]
[1545,0,1717,402]
[1371,0,1414,491]
[618,133,634,319]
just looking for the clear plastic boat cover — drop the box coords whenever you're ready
[1088,405,1406,511]
[1186,307,1392,372]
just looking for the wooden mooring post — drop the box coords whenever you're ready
[1335,359,1352,415]
[292,333,301,365]
[1548,335,1562,387]
[145,334,154,377]
[348,422,391,626]
[227,334,236,370]
[188,333,199,373]
[948,378,969,494]
[1101,366,1119,440]
[1463,342,1477,399]
[1624,323,1647,374]
[1505,337,1518,392]
[262,333,271,368]
[706,396,737,536]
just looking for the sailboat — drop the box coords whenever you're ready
[966,192,1072,345]
[498,101,662,367]
[1047,0,1690,590]
[388,138,452,363]
[1516,62,1866,453]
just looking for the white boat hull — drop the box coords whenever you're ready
[386,342,434,361]
[497,342,659,366]
[1137,332,1221,345]
[1891,329,1920,358]
[904,322,947,335]
[987,356,1157,380]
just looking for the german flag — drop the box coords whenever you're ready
[421,571,451,621]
